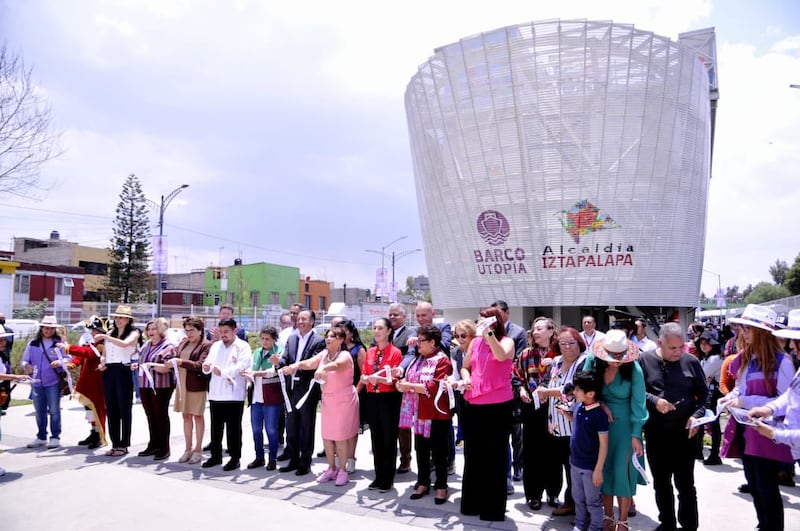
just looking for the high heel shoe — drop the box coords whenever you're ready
[410,485,430,500]
[434,488,448,505]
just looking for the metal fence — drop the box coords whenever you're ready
[8,302,358,335]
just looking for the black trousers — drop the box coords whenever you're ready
[743,454,784,531]
[461,400,512,521]
[522,404,559,502]
[364,391,401,487]
[103,364,133,448]
[285,387,319,469]
[645,427,699,530]
[415,419,450,489]
[546,433,574,506]
[140,386,174,455]
[209,400,244,460]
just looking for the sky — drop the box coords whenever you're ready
[0,0,798,302]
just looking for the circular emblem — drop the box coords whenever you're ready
[476,210,510,246]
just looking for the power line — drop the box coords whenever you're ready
[0,203,374,267]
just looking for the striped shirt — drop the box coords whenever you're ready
[137,338,174,389]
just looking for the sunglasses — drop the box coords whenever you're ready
[454,333,469,339]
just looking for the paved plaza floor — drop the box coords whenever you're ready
[1,386,798,530]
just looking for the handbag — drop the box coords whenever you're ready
[42,347,72,396]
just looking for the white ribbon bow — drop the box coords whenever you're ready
[434,380,457,415]
[295,378,325,410]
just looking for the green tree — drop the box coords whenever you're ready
[769,259,789,286]
[108,174,152,303]
[0,44,61,196]
[744,282,791,305]
[786,253,800,295]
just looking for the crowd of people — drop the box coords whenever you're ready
[1,301,799,531]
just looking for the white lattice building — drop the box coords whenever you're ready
[405,19,717,327]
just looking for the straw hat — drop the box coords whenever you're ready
[38,315,60,328]
[592,329,639,363]
[773,309,800,340]
[109,305,135,319]
[0,324,12,338]
[728,304,777,332]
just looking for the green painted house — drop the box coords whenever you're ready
[204,262,300,310]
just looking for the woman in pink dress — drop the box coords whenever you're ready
[284,326,358,486]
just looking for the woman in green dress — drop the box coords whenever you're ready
[583,329,648,531]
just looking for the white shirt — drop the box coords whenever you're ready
[633,335,657,354]
[580,330,605,350]
[278,326,296,349]
[203,337,253,401]
[296,329,314,360]
[105,341,137,364]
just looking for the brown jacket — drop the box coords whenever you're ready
[165,338,212,392]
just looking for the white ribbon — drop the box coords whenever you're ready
[532,388,541,410]
[632,453,651,484]
[139,362,156,388]
[368,365,393,385]
[434,380,456,415]
[277,370,292,413]
[54,347,74,396]
[89,344,102,358]
[170,358,181,400]
[295,378,325,410]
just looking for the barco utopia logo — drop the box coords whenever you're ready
[474,210,528,275]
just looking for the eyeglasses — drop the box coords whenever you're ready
[454,333,469,339]
[559,341,578,347]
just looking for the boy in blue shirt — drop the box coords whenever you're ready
[563,371,609,531]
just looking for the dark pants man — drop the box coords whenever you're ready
[283,383,318,472]
[209,400,244,461]
[645,428,699,531]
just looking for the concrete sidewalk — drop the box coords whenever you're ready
[0,388,797,530]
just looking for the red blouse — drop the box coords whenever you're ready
[362,343,402,393]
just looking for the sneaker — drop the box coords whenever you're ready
[345,457,356,473]
[335,468,349,486]
[317,468,338,483]
[27,438,47,448]
[506,480,515,495]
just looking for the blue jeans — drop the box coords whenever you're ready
[571,464,604,531]
[32,383,61,440]
[251,403,281,461]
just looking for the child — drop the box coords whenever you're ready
[565,370,609,531]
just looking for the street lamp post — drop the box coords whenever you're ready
[155,184,189,317]
[365,236,407,299]
[391,249,422,301]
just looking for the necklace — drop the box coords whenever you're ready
[326,349,341,362]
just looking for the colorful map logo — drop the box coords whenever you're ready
[558,200,620,244]
[476,210,510,246]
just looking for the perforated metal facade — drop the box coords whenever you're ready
[405,20,712,309]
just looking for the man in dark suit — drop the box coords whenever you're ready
[387,302,414,474]
[492,300,528,485]
[278,309,325,475]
